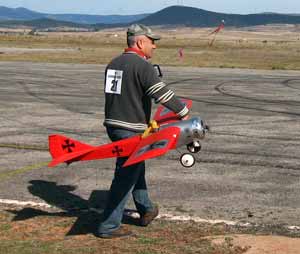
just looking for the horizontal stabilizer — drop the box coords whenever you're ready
[48,134,94,167]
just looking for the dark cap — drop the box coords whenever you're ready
[127,24,161,40]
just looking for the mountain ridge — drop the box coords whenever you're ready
[0,6,148,24]
[1,5,300,29]
[138,6,300,27]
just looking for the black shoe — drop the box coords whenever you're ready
[96,226,134,239]
[140,205,159,227]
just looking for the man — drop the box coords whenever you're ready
[97,24,189,239]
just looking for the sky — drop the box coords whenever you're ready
[0,0,299,15]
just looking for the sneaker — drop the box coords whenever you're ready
[140,205,159,227]
[96,226,134,239]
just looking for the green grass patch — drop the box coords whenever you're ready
[0,161,49,182]
[0,240,98,254]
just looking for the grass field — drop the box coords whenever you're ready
[0,207,249,254]
[0,25,300,70]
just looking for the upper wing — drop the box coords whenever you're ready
[123,126,181,167]
[153,98,192,125]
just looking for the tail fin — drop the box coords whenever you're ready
[48,134,94,167]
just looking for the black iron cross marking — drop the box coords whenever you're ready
[62,139,75,153]
[112,146,123,156]
[108,71,122,92]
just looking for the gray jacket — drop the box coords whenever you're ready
[104,51,188,132]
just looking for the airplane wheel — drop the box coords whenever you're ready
[187,141,201,153]
[180,153,195,168]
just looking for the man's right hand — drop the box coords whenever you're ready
[181,115,189,121]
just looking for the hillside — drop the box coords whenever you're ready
[0,18,129,31]
[48,13,148,25]
[0,6,148,24]
[138,5,300,27]
[1,5,300,29]
[0,6,43,20]
[0,18,91,29]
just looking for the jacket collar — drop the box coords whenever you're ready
[124,47,146,59]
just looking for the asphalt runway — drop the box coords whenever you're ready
[0,61,300,233]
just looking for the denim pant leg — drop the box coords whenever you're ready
[132,161,154,215]
[98,156,139,234]
[98,127,154,234]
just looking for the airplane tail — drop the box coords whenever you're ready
[48,134,94,167]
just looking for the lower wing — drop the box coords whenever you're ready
[123,126,180,167]
[48,134,140,167]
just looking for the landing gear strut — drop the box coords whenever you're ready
[187,141,201,153]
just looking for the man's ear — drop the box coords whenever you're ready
[136,38,143,49]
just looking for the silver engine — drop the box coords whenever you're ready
[161,116,208,148]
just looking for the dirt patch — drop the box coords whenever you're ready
[212,234,300,254]
[1,204,300,253]
[0,207,248,254]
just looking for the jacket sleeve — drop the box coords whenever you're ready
[140,63,189,118]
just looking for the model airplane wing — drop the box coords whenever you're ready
[123,126,181,167]
[153,98,192,125]
[48,134,141,167]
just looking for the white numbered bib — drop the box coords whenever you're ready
[105,69,123,94]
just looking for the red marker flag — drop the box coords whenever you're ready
[209,20,225,35]
[209,20,225,46]
[178,48,184,60]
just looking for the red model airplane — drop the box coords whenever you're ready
[48,99,208,168]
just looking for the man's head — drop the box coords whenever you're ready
[127,24,161,59]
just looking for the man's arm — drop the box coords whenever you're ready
[141,63,189,119]
[146,83,189,119]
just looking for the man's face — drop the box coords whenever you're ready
[138,36,157,59]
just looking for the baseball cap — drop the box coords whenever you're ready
[127,24,161,40]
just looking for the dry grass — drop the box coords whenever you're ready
[0,208,249,254]
[0,25,300,69]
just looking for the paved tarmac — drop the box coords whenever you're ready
[0,61,300,233]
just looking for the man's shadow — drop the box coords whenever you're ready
[8,180,139,236]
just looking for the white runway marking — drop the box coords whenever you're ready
[0,198,52,208]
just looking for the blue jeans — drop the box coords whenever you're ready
[98,127,155,234]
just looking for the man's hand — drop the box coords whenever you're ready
[181,115,189,121]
